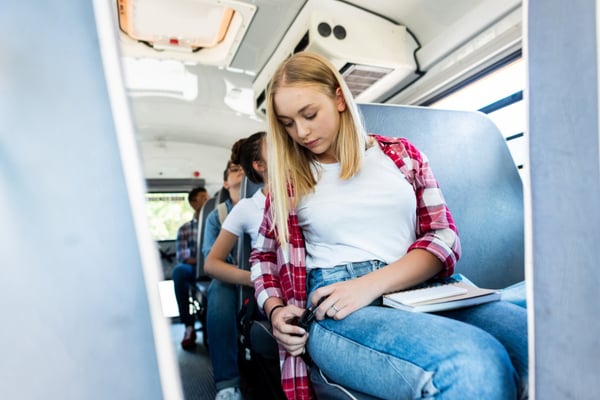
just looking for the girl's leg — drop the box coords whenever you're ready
[307,263,522,399]
[307,305,518,400]
[438,301,529,399]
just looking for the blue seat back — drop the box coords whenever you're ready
[358,103,524,289]
[197,195,216,279]
[237,177,264,309]
[237,177,263,270]
[196,188,230,279]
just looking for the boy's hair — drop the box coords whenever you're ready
[188,186,207,203]
[230,131,266,184]
[265,51,368,244]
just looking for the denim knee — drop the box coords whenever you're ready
[435,332,518,399]
[172,263,193,285]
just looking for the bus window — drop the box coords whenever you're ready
[428,57,526,177]
[145,192,193,241]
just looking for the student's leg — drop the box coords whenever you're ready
[172,263,195,327]
[206,279,240,391]
[438,301,529,399]
[308,306,518,400]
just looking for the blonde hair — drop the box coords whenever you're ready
[266,52,368,245]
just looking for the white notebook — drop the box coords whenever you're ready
[383,280,500,313]
[389,284,468,305]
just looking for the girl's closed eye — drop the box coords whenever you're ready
[279,119,294,128]
[304,112,316,120]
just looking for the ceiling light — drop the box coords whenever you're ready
[116,0,256,67]
[117,0,234,51]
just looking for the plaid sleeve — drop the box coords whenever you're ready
[250,193,313,399]
[402,138,461,275]
[250,194,284,310]
[175,222,189,264]
[376,135,461,276]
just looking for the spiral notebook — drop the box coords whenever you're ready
[383,275,500,313]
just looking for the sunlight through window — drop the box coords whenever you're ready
[430,58,526,172]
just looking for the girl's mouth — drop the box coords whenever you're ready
[304,139,319,148]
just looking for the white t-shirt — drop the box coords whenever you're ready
[222,189,266,247]
[297,145,417,270]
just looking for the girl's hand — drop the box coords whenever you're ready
[270,304,309,356]
[309,251,444,320]
[310,277,380,321]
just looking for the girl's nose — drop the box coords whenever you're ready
[296,121,310,138]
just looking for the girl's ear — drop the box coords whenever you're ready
[252,159,266,174]
[335,87,347,112]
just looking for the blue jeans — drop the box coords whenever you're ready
[172,263,195,327]
[207,279,240,391]
[307,260,528,400]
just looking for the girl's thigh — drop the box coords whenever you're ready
[307,305,518,400]
[438,300,528,392]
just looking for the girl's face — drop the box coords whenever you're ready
[274,85,346,163]
[224,164,244,189]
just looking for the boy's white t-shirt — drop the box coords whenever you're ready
[222,189,266,247]
[297,145,417,270]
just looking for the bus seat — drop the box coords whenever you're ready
[237,177,263,307]
[358,103,525,290]
[197,187,230,279]
[197,197,215,279]
[236,176,264,329]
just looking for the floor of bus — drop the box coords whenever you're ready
[170,320,216,400]
[170,319,284,400]
[163,281,282,400]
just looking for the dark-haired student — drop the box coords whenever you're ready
[205,131,268,400]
